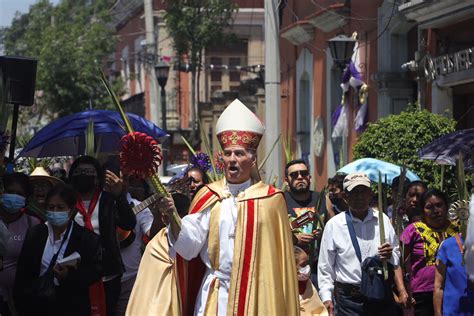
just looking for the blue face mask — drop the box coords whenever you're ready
[1,193,26,213]
[46,211,71,227]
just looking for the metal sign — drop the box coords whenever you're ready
[424,47,474,81]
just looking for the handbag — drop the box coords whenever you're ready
[30,222,73,301]
[346,211,394,302]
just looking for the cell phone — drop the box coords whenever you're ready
[104,161,121,177]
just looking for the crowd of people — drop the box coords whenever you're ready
[0,98,473,316]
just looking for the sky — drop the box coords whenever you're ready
[0,0,60,27]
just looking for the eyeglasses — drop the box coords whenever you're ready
[289,170,310,178]
[72,168,97,176]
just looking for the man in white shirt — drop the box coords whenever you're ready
[317,172,408,315]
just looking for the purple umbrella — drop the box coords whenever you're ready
[419,128,474,169]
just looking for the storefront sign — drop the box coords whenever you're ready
[424,47,474,81]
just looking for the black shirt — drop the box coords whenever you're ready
[285,190,327,221]
[285,191,327,260]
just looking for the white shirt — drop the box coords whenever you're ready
[317,208,400,303]
[40,222,74,285]
[121,194,154,282]
[170,179,251,316]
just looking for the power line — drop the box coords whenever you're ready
[356,0,397,49]
[247,0,256,39]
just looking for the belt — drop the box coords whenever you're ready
[210,269,231,290]
[335,282,362,298]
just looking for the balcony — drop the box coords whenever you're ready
[280,21,314,46]
[398,0,474,27]
[305,3,348,33]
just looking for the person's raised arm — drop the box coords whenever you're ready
[157,196,181,241]
[105,170,136,230]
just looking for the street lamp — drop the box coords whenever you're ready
[327,34,356,68]
[155,60,170,175]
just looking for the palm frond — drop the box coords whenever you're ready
[378,171,389,280]
[282,133,294,163]
[85,118,95,156]
[393,167,407,238]
[180,135,197,156]
[258,134,281,171]
[0,75,10,132]
[455,153,469,201]
[199,120,218,182]
[99,70,135,134]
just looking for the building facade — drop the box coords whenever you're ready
[398,0,474,130]
[278,0,474,190]
[279,0,384,190]
[109,0,265,167]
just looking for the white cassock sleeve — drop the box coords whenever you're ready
[168,208,211,261]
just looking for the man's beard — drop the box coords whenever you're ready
[289,184,309,195]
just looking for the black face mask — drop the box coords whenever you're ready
[71,175,96,193]
[330,197,343,205]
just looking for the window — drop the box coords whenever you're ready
[210,57,222,82]
[297,73,311,161]
[205,39,248,101]
[229,57,241,82]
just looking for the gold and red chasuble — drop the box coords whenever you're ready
[177,179,299,316]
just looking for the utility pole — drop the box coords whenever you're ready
[144,0,160,126]
[264,0,283,183]
[144,0,165,175]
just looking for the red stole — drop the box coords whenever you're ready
[76,190,107,316]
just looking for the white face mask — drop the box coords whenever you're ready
[297,264,311,281]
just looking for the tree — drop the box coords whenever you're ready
[2,0,120,117]
[163,0,238,142]
[353,106,457,193]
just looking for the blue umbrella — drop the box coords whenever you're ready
[337,158,420,184]
[18,110,168,158]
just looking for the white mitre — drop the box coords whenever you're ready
[215,99,265,150]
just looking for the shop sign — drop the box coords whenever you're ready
[424,47,474,81]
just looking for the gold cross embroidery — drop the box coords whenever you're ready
[229,132,242,145]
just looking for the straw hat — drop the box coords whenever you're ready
[30,167,64,186]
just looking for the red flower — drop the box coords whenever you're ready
[214,151,225,174]
[119,132,163,179]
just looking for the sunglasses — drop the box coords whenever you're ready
[289,170,310,178]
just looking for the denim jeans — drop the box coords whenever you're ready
[335,283,398,316]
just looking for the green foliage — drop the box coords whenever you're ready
[163,0,238,66]
[17,135,54,174]
[2,0,120,116]
[353,105,457,192]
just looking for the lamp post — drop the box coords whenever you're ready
[327,34,356,169]
[155,60,170,175]
[327,34,357,69]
